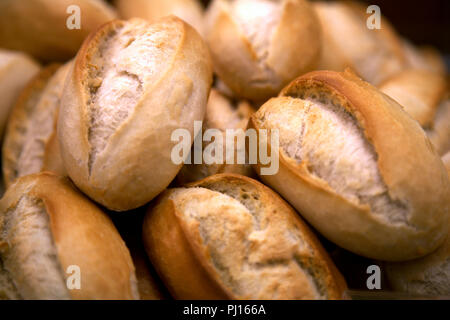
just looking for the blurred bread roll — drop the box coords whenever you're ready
[58,17,212,211]
[402,40,446,76]
[249,69,449,261]
[2,63,71,188]
[420,47,447,75]
[0,0,117,62]
[205,0,321,101]
[0,172,139,299]
[314,1,406,85]
[143,174,347,299]
[177,89,255,184]
[115,0,204,35]
[0,49,40,140]
[427,99,450,156]
[379,69,447,128]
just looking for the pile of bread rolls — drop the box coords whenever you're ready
[0,0,448,300]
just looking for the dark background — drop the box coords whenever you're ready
[199,0,450,55]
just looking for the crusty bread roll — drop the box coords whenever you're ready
[115,0,204,35]
[427,99,450,156]
[0,0,117,62]
[249,69,449,261]
[0,172,139,300]
[0,49,40,139]
[385,218,450,296]
[314,1,406,85]
[205,0,321,101]
[143,174,347,300]
[58,17,213,211]
[177,89,255,184]
[2,63,71,188]
[379,69,447,128]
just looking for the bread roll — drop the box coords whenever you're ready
[385,219,450,296]
[2,63,71,188]
[0,49,40,139]
[427,99,450,156]
[143,174,347,300]
[58,17,212,211]
[115,0,204,35]
[0,172,139,300]
[205,0,321,101]
[177,89,255,184]
[379,69,447,128]
[249,69,449,261]
[314,1,406,85]
[0,0,117,62]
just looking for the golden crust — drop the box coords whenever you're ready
[249,70,449,261]
[0,50,41,140]
[143,173,347,300]
[115,0,204,36]
[0,172,139,299]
